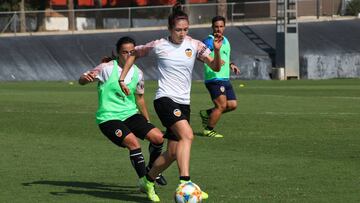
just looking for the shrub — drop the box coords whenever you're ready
[346,0,360,15]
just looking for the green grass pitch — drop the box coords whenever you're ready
[0,79,359,202]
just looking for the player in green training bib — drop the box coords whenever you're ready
[78,37,166,201]
[200,16,240,138]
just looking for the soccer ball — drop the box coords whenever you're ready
[174,182,202,203]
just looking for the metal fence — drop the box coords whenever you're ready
[0,1,348,35]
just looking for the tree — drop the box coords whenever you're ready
[0,0,20,12]
[347,0,360,15]
[19,0,26,32]
[217,0,227,20]
[0,0,49,31]
[95,0,104,29]
[68,0,76,31]
[29,0,48,31]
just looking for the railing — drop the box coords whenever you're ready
[0,0,348,35]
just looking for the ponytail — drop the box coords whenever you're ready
[168,2,189,29]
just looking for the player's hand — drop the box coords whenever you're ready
[230,63,240,75]
[82,71,96,82]
[119,81,130,95]
[213,32,223,51]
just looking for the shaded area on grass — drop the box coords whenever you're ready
[23,180,148,202]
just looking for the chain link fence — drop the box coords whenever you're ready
[0,1,350,35]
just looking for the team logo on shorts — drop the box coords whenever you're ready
[185,48,193,58]
[173,109,182,117]
[115,129,123,138]
[220,86,225,93]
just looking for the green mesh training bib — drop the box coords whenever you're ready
[203,35,231,81]
[96,60,139,124]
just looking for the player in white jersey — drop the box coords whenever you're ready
[118,3,223,202]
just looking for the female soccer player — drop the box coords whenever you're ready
[78,36,166,201]
[118,3,223,202]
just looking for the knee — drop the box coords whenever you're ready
[147,129,165,145]
[178,133,194,142]
[227,100,237,111]
[227,103,237,111]
[216,103,227,112]
[171,121,194,142]
[169,150,177,161]
[151,134,164,145]
[123,135,141,150]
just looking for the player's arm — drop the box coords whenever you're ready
[118,55,136,95]
[203,33,224,72]
[230,62,240,75]
[119,40,156,95]
[136,94,150,121]
[79,59,108,85]
[78,70,98,85]
[134,69,150,121]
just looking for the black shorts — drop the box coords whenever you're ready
[205,80,237,100]
[98,114,155,147]
[153,97,190,141]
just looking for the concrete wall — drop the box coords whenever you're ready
[1,19,359,81]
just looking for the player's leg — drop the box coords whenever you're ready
[147,139,177,180]
[167,122,209,199]
[202,95,226,138]
[208,94,227,128]
[124,114,167,185]
[99,119,159,202]
[98,120,147,178]
[201,81,237,138]
[170,120,193,178]
[145,128,167,186]
[144,127,164,170]
[139,136,177,202]
[211,83,237,116]
[200,81,225,137]
[153,97,194,178]
[224,82,237,113]
[153,98,209,199]
[138,139,177,202]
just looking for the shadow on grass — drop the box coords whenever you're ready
[23,180,149,202]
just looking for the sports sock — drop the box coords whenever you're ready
[147,142,163,169]
[146,174,155,182]
[129,148,146,178]
[179,176,191,182]
[206,108,213,116]
[205,126,214,131]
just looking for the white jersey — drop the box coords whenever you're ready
[90,60,144,94]
[135,36,211,104]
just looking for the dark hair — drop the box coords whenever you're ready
[116,36,136,53]
[212,16,226,26]
[168,2,189,29]
[101,36,136,63]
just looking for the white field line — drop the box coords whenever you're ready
[1,109,359,116]
[1,109,92,114]
[254,112,359,115]
[251,94,360,100]
[190,112,360,116]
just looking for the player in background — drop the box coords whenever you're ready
[199,16,240,138]
[118,3,223,202]
[78,36,166,201]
